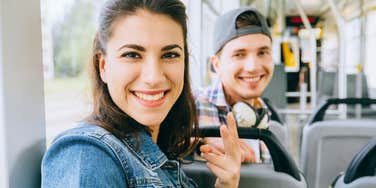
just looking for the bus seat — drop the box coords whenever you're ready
[333,176,376,188]
[184,162,307,187]
[269,120,289,149]
[183,127,307,188]
[262,97,289,149]
[317,70,336,102]
[318,72,369,104]
[332,137,376,188]
[301,98,376,188]
[262,97,285,124]
[339,74,369,99]
[262,64,288,111]
[301,120,376,188]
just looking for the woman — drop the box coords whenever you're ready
[41,0,241,187]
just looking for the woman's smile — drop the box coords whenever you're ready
[131,89,170,108]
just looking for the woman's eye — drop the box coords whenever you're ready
[121,52,141,59]
[162,52,181,59]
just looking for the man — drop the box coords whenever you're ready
[195,7,274,163]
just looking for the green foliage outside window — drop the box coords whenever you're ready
[53,0,96,78]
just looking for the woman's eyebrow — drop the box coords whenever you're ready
[162,44,183,51]
[118,44,145,51]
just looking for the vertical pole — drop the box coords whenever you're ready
[300,83,308,121]
[273,0,285,64]
[292,0,317,109]
[327,0,347,119]
[278,0,286,35]
[356,0,366,118]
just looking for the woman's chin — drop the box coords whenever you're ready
[132,114,165,128]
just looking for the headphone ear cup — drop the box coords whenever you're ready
[232,102,258,127]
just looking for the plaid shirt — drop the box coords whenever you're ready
[194,79,271,163]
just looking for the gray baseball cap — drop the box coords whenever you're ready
[212,7,271,54]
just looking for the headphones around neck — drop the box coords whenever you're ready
[232,101,270,129]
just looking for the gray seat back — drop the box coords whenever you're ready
[300,120,376,188]
[183,162,307,188]
[269,120,288,149]
[318,72,369,99]
[334,176,376,188]
[318,70,336,101]
[184,127,307,188]
[263,64,287,110]
[340,74,369,98]
[333,137,376,188]
[318,72,369,105]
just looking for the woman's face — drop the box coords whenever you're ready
[99,10,185,132]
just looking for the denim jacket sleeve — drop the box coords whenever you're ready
[41,134,127,188]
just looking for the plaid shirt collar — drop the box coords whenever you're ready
[206,79,230,109]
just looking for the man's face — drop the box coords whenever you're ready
[212,34,274,105]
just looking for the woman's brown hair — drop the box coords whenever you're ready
[87,0,199,159]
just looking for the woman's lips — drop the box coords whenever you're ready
[131,90,169,108]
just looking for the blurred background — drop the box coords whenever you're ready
[1,0,375,187]
[41,0,376,150]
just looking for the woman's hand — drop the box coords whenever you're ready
[199,112,241,188]
[202,137,256,163]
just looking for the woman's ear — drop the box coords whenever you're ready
[98,52,107,83]
[210,55,221,73]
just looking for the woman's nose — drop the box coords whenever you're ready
[140,58,166,86]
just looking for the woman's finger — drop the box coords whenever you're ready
[207,112,240,187]
[222,113,241,160]
[201,148,240,170]
[226,112,239,138]
[203,137,225,153]
[200,144,223,156]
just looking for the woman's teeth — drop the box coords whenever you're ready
[134,92,164,101]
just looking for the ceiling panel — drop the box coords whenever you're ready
[285,0,326,15]
[244,0,349,16]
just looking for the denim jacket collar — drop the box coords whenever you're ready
[122,131,168,170]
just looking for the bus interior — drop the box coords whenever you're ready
[0,0,376,187]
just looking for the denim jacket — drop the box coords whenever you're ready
[41,123,197,188]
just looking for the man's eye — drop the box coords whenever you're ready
[258,50,270,56]
[121,52,141,59]
[233,53,244,58]
[162,52,181,59]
